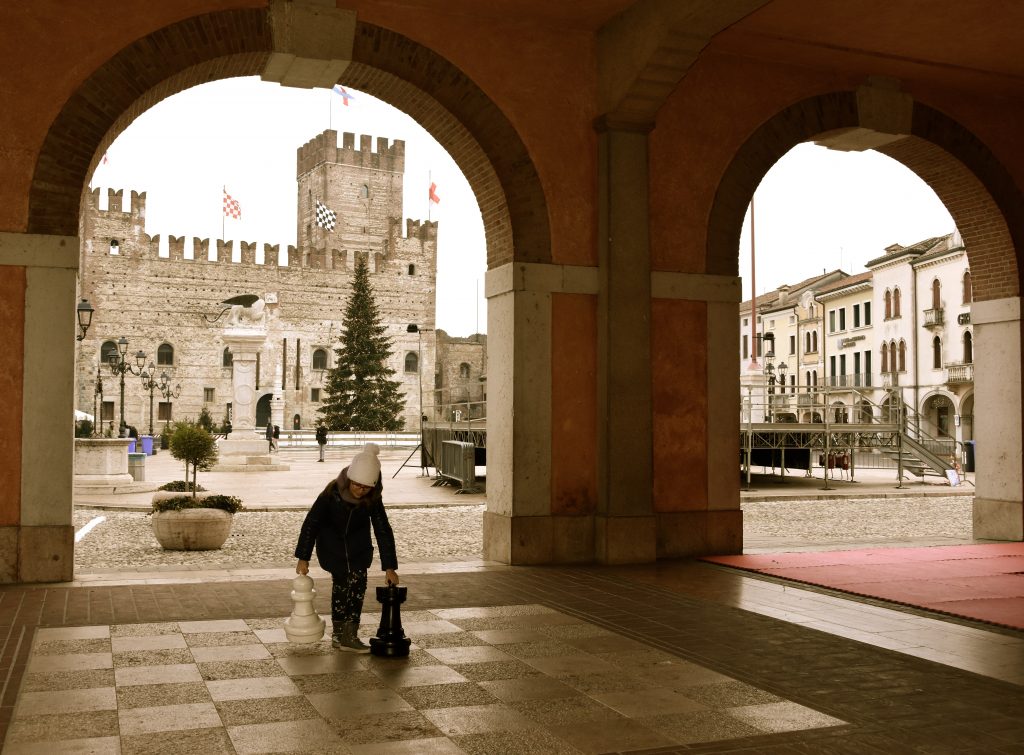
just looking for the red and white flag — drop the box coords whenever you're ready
[223,187,242,220]
[428,182,440,204]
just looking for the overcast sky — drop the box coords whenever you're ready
[91,77,956,333]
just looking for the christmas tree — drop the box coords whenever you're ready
[319,258,406,430]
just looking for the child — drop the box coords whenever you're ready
[294,443,399,652]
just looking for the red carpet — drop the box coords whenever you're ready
[701,543,1024,631]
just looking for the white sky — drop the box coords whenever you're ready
[91,77,956,331]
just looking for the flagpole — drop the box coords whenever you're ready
[428,170,432,222]
[222,185,225,243]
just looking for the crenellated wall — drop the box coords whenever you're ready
[77,130,441,433]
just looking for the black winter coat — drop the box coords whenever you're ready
[293,468,398,575]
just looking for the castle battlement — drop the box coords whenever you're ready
[296,129,405,176]
[391,217,439,241]
[85,187,147,219]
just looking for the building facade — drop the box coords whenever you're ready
[739,232,974,451]
[76,129,449,434]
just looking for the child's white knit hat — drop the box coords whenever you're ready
[347,443,381,486]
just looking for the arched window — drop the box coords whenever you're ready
[293,414,301,430]
[100,340,118,366]
[804,332,810,352]
[889,341,898,372]
[811,331,818,352]
[931,279,941,310]
[963,270,973,304]
[812,370,818,386]
[932,336,942,369]
[223,347,233,367]
[964,331,973,364]
[156,343,174,366]
[884,289,892,319]
[880,345,888,373]
[405,352,418,373]
[459,363,471,379]
[312,348,328,370]
[898,340,907,372]
[893,287,902,318]
[408,264,416,275]
[109,239,120,255]
[359,184,369,198]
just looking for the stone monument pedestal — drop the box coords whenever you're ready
[73,438,154,494]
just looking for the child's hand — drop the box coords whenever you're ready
[385,568,399,586]
[296,559,309,575]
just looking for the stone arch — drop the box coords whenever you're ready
[26,8,549,268]
[707,92,1021,301]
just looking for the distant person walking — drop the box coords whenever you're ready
[316,424,328,462]
[272,424,280,452]
[266,422,274,453]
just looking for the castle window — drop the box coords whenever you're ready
[964,331,973,364]
[311,388,321,402]
[158,402,173,421]
[408,264,416,275]
[459,363,471,379]
[405,352,418,373]
[223,347,233,367]
[156,343,174,366]
[312,348,328,371]
[359,184,369,198]
[100,340,118,367]
[109,239,120,255]
[204,388,215,403]
[963,270,973,304]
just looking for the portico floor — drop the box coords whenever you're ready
[1,557,1022,753]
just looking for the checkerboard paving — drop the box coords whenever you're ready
[4,606,845,754]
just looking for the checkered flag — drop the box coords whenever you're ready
[223,187,241,220]
[315,200,337,231]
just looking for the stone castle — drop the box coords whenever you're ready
[76,129,485,434]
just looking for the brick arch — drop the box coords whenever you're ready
[27,9,547,267]
[707,93,1021,302]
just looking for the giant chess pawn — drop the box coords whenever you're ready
[370,583,412,657]
[284,574,325,643]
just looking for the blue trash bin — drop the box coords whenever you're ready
[140,435,154,455]
[127,438,136,454]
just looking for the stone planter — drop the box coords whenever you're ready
[151,492,234,550]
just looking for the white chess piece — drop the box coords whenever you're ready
[284,574,325,643]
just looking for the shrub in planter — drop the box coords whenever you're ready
[169,424,218,497]
[150,493,243,550]
[157,480,207,493]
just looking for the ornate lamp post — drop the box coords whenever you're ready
[139,361,159,437]
[157,371,182,433]
[92,368,104,437]
[763,354,788,422]
[108,336,146,435]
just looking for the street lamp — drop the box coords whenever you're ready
[76,299,94,341]
[108,336,146,435]
[157,370,181,433]
[92,368,103,437]
[763,355,788,422]
[140,361,159,437]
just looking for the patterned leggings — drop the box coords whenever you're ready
[331,569,368,625]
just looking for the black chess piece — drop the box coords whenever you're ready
[370,582,412,657]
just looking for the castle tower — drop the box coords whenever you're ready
[296,130,406,262]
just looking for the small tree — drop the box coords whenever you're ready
[319,258,406,430]
[169,424,218,498]
[196,406,215,433]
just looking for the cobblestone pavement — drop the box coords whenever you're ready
[74,496,973,572]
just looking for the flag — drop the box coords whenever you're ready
[428,182,440,204]
[332,84,355,106]
[223,188,241,220]
[315,200,337,231]
[101,153,109,165]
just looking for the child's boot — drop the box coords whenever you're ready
[332,621,370,653]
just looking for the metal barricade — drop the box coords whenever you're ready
[437,440,480,493]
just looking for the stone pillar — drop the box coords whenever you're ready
[972,297,1023,540]
[481,262,600,564]
[224,331,266,431]
[595,123,655,563]
[0,231,78,583]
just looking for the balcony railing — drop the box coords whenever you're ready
[945,362,974,384]
[923,307,944,327]
[881,371,900,388]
